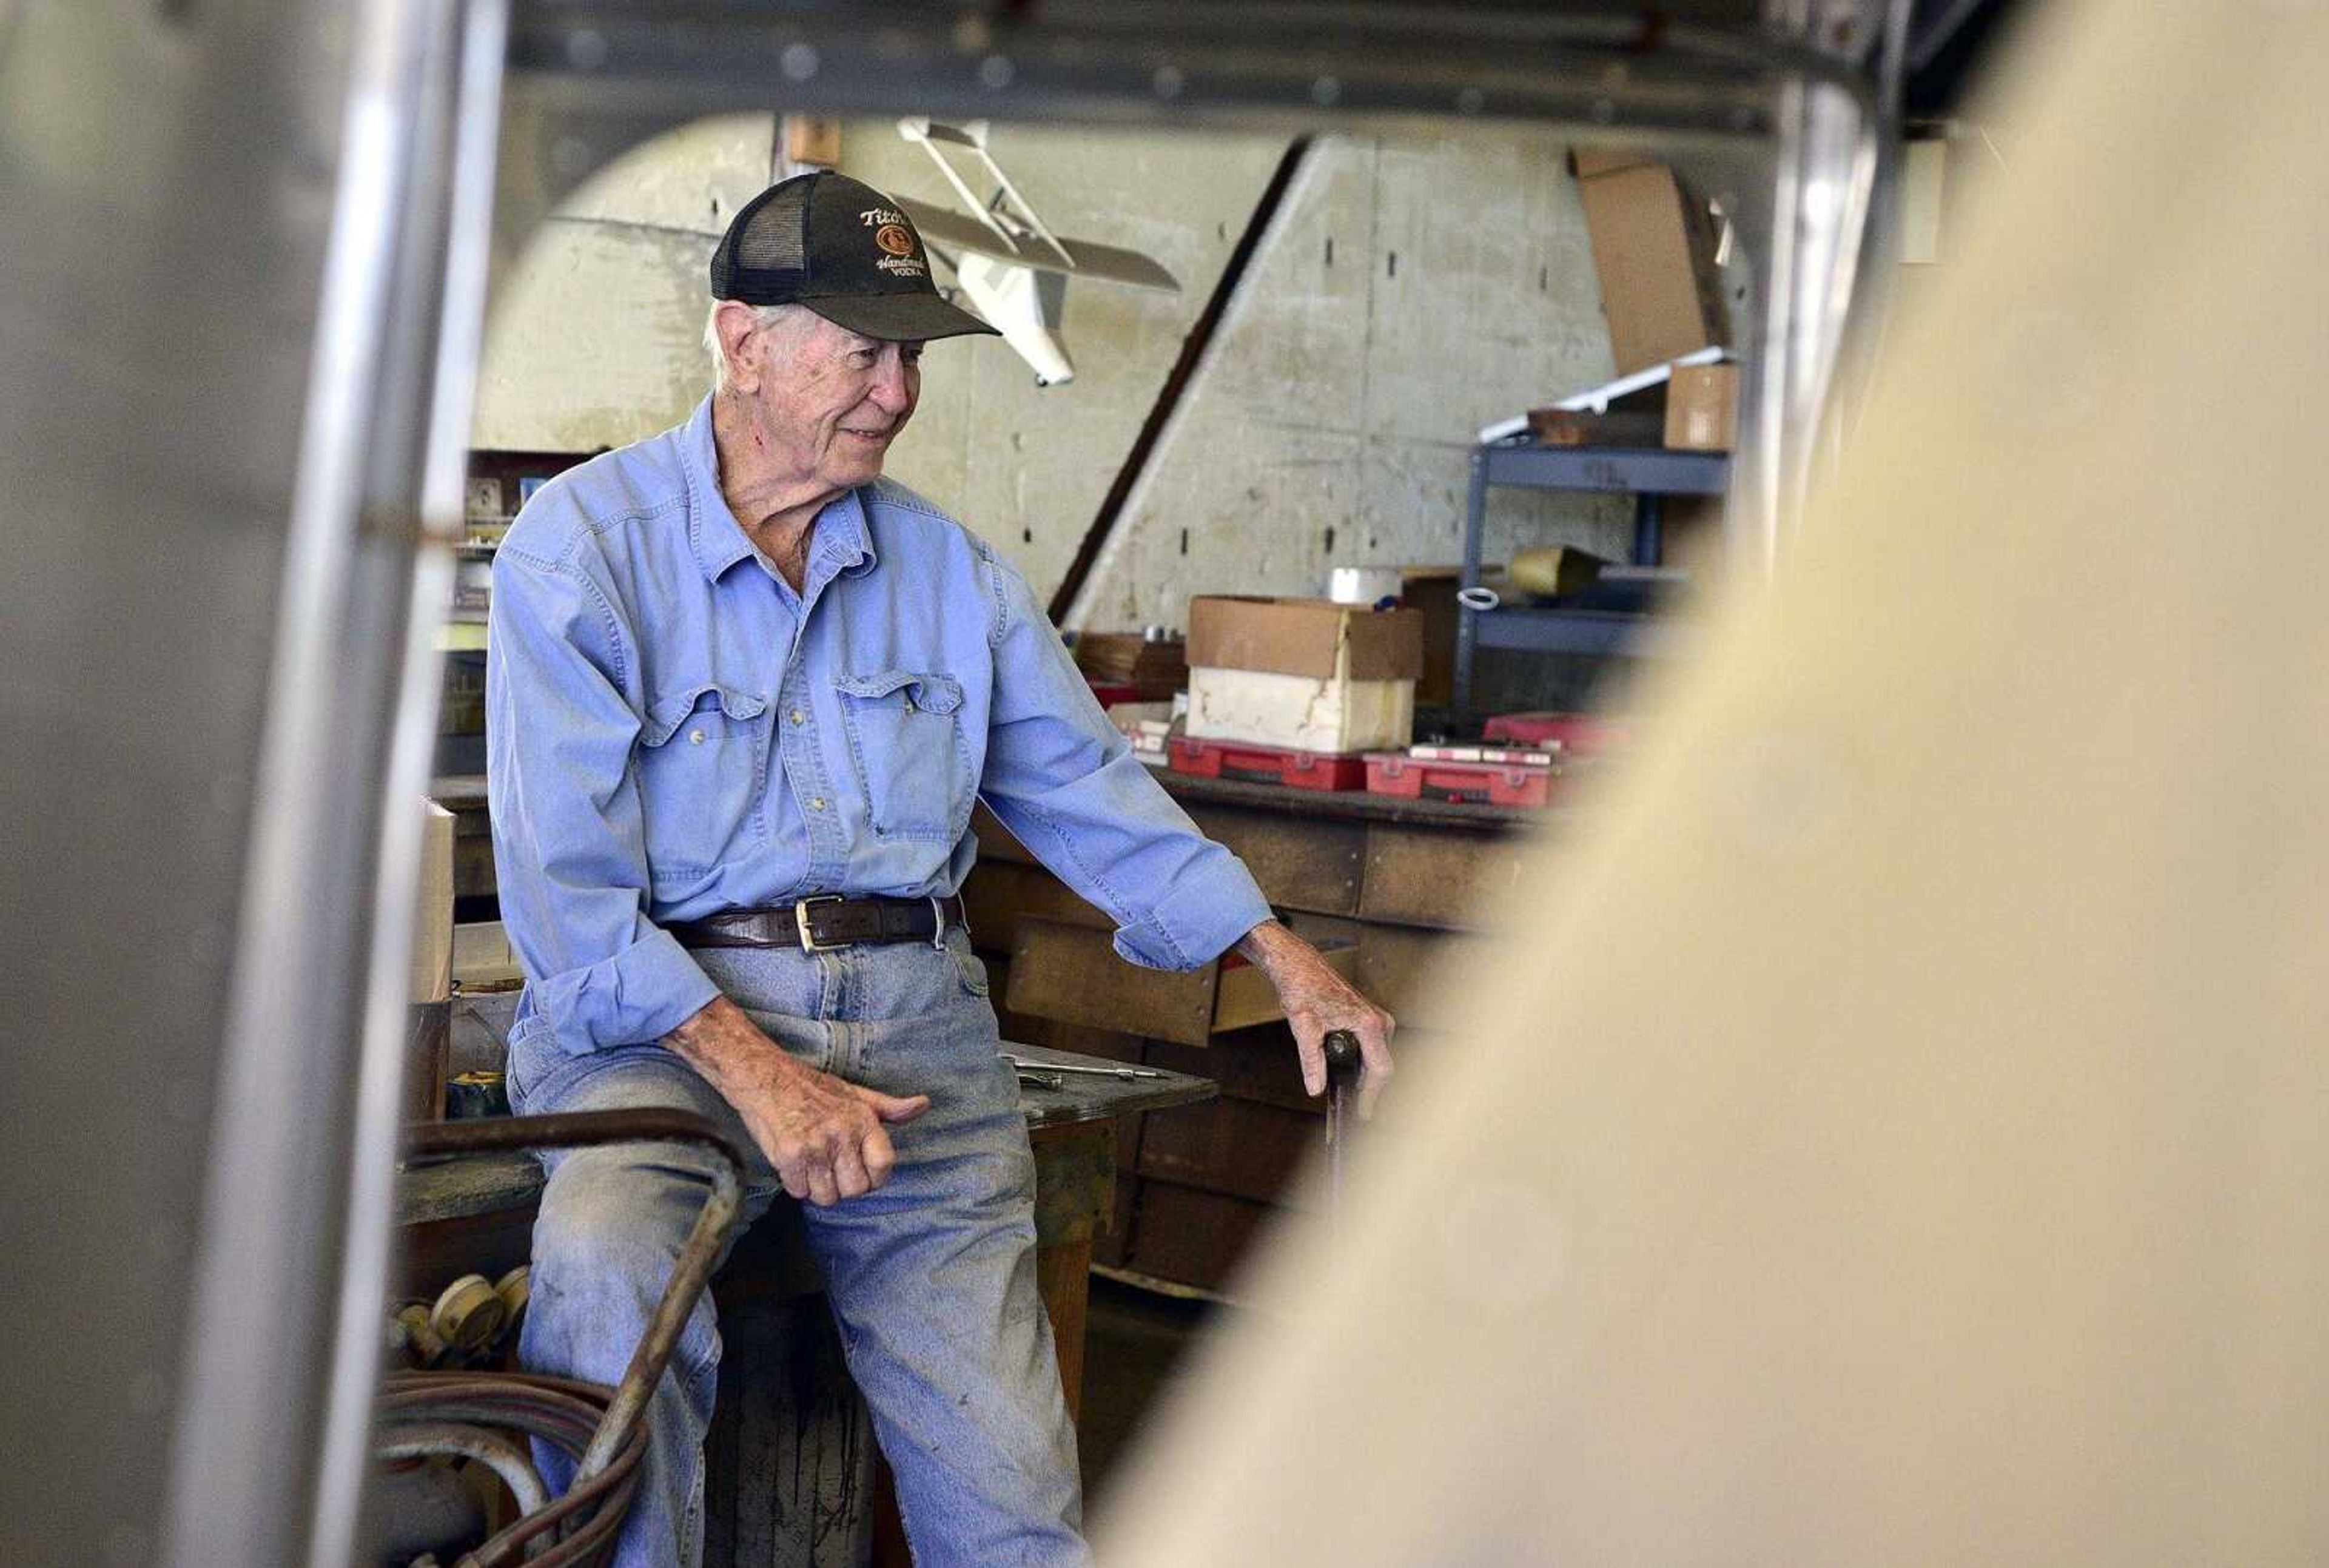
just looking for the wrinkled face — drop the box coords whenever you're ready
[739,309,923,493]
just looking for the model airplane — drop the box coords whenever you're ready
[895,117,1180,386]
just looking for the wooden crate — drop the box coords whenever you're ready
[970,803,1037,865]
[1142,1029,1320,1117]
[1358,821,1543,930]
[1092,1154,1140,1270]
[1135,1094,1322,1211]
[1181,804,1366,917]
[960,858,1111,957]
[1124,1179,1309,1297]
[1355,924,1484,1032]
[1005,917,1357,1048]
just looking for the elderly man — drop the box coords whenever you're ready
[486,170,1394,1566]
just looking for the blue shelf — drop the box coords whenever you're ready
[1470,605,1689,659]
[1457,439,1729,705]
[1479,442,1730,496]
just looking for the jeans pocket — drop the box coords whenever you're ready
[835,670,970,841]
[739,1003,833,1073]
[503,1014,548,1110]
[948,938,992,1000]
[634,682,772,882]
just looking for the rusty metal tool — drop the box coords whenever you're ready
[385,1108,747,1563]
[998,1052,1161,1081]
[1323,1028,1363,1220]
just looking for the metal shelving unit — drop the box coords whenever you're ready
[1454,440,1730,709]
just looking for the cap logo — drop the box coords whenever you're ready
[873,223,916,258]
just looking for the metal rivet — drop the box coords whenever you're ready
[1311,75,1342,107]
[790,709,805,724]
[688,728,707,745]
[810,797,826,811]
[1455,86,1485,115]
[1152,64,1186,99]
[978,54,1015,90]
[565,29,607,69]
[781,42,819,81]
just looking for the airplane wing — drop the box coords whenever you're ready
[899,198,1180,293]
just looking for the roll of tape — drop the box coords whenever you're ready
[431,1274,509,1353]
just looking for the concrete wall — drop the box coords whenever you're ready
[1073,129,1635,631]
[474,113,785,454]
[474,116,1645,630]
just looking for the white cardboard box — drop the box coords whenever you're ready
[1185,666,1415,755]
[410,799,455,1004]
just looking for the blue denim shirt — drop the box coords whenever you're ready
[486,395,1271,1057]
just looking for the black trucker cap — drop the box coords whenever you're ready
[710,170,998,343]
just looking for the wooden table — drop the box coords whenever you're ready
[965,771,1552,1294]
[395,1004,1213,1567]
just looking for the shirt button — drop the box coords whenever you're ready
[688,728,707,745]
[790,710,805,725]
[810,796,826,811]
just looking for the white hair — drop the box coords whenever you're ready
[705,300,817,394]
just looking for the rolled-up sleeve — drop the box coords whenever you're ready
[975,554,1272,971]
[486,546,719,1053]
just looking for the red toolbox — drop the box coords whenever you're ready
[1168,736,1370,792]
[1363,751,1558,809]
[1481,710,1628,756]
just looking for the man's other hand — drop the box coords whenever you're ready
[667,996,929,1205]
[1237,920,1397,1119]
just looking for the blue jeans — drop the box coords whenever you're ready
[506,926,1088,1567]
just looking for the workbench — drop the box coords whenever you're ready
[966,768,1551,1293]
[397,996,1213,1567]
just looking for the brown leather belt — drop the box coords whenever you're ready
[668,894,967,954]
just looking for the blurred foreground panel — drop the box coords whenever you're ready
[1100,2,2329,1563]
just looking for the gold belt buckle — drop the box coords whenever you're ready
[794,894,847,953]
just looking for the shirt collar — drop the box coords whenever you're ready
[681,396,756,583]
[681,395,881,586]
[813,487,881,584]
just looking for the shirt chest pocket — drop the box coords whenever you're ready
[635,683,772,877]
[834,670,971,841]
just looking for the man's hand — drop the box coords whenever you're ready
[667,997,929,1206]
[1237,920,1396,1119]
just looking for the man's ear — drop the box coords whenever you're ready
[713,301,761,395]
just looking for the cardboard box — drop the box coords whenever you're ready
[1186,596,1423,682]
[1073,631,1188,699]
[1185,668,1415,755]
[782,115,841,167]
[1570,147,1728,375]
[1397,567,1464,708]
[411,799,455,1004]
[451,920,524,990]
[1664,363,1739,451]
